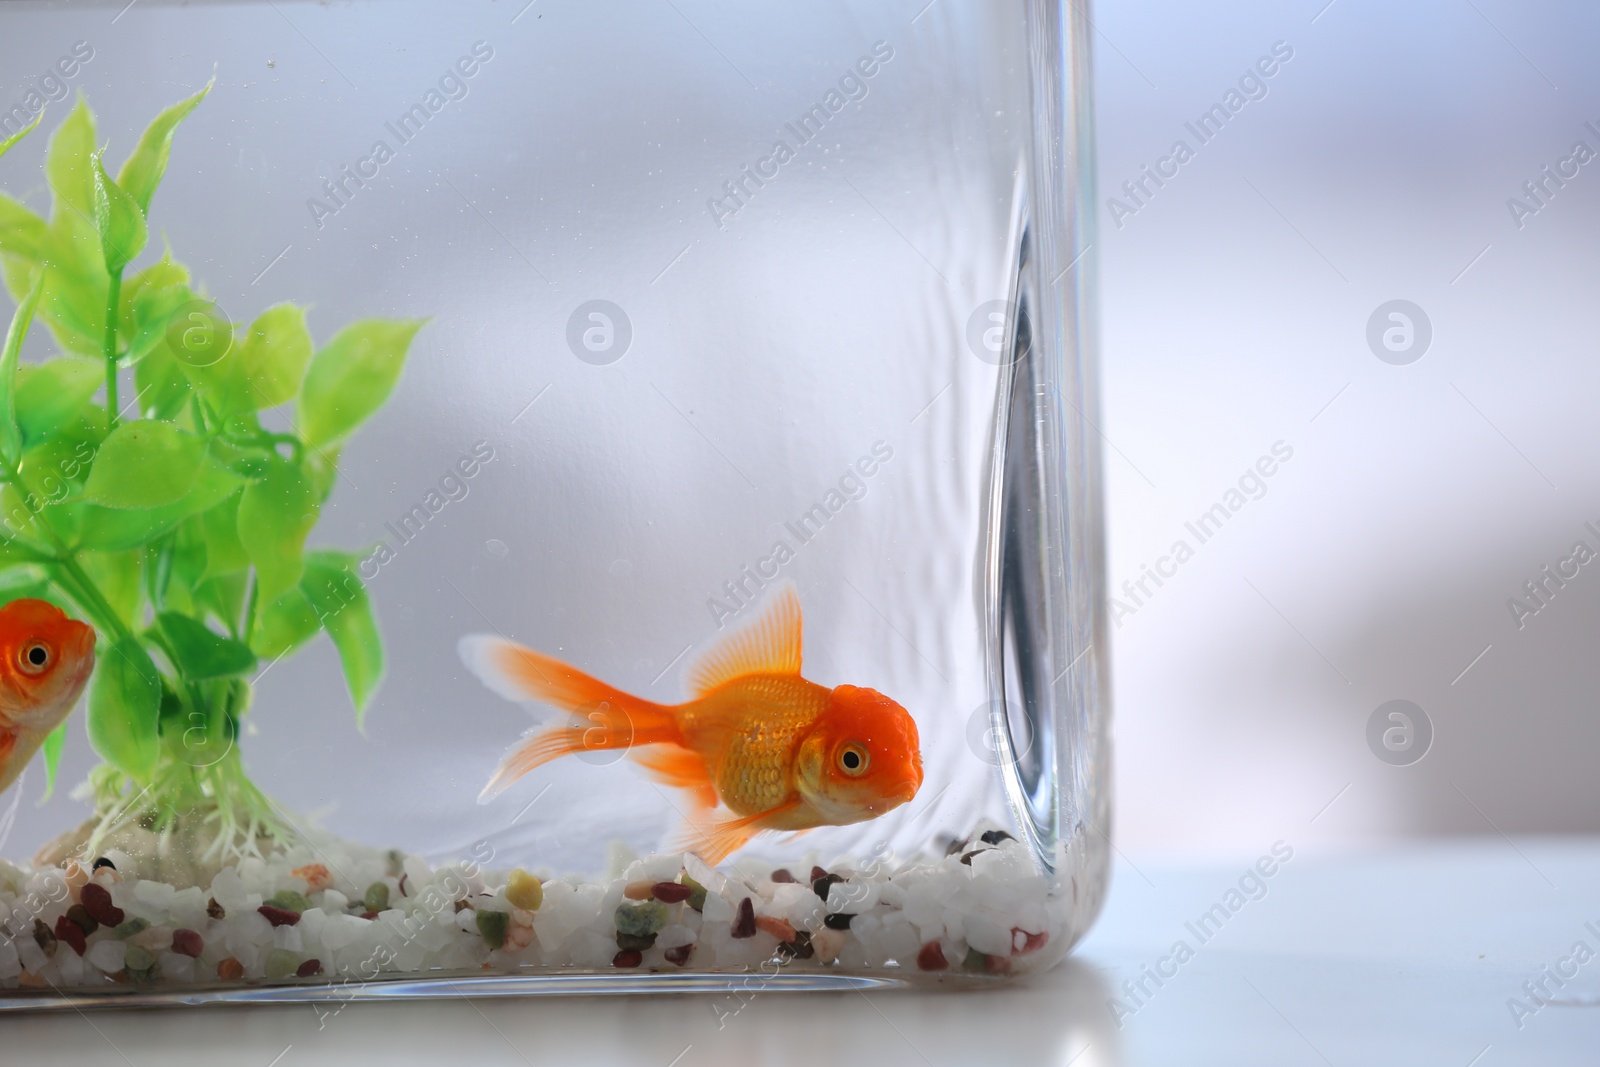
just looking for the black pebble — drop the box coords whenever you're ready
[92,857,116,871]
[823,913,855,930]
[812,872,845,901]
[960,849,986,866]
[979,830,1015,845]
[779,931,815,960]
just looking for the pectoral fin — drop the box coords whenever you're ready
[630,744,718,812]
[671,799,803,866]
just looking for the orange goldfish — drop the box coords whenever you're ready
[460,582,923,864]
[0,599,95,795]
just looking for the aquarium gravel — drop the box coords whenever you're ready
[0,825,1064,989]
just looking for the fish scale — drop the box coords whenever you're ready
[679,673,831,815]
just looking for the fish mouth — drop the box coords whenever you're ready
[66,626,97,687]
[864,783,920,814]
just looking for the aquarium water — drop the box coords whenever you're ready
[0,0,1106,1003]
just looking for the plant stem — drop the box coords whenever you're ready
[0,457,135,647]
[103,267,123,432]
[241,574,258,645]
[57,556,136,646]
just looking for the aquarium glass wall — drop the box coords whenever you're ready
[0,0,1106,1005]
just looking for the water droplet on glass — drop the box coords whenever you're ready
[485,538,510,558]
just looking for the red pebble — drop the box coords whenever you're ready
[612,949,643,968]
[54,915,87,956]
[79,883,124,928]
[730,897,757,939]
[296,959,323,977]
[664,944,693,966]
[1012,928,1049,954]
[810,866,828,883]
[917,941,949,971]
[651,882,692,904]
[171,929,204,958]
[258,904,301,927]
[770,869,797,883]
[217,958,244,980]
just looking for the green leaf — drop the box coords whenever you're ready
[10,98,110,357]
[0,269,47,467]
[119,254,193,365]
[0,194,49,263]
[39,720,67,803]
[185,303,309,416]
[116,79,213,216]
[76,453,242,551]
[153,611,256,680]
[0,109,43,162]
[133,344,190,420]
[251,585,320,660]
[238,303,313,410]
[118,254,189,325]
[87,635,161,781]
[15,359,102,446]
[46,97,97,225]
[236,456,317,601]
[301,551,382,720]
[78,549,141,624]
[192,572,248,631]
[197,495,250,578]
[81,421,206,508]
[303,444,341,504]
[0,569,51,604]
[16,411,102,528]
[91,153,147,273]
[299,319,425,448]
[2,237,106,359]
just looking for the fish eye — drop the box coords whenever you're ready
[837,743,869,777]
[18,643,51,675]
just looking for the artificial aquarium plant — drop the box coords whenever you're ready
[0,89,422,864]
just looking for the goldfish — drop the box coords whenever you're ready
[460,582,923,864]
[0,599,96,796]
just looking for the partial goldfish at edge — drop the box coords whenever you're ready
[0,599,95,796]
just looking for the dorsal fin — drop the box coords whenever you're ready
[685,581,803,696]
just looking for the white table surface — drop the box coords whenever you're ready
[9,838,1595,1065]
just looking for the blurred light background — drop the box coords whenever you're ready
[1094,0,1600,853]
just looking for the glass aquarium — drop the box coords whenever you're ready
[0,0,1105,1007]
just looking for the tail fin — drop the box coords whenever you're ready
[459,635,682,802]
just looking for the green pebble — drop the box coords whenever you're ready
[614,900,668,937]
[962,947,989,972]
[267,890,311,914]
[615,932,657,952]
[364,881,390,912]
[476,909,510,949]
[264,948,301,981]
[123,945,159,981]
[113,918,149,939]
[680,875,708,913]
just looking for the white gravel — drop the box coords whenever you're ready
[0,822,1069,991]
